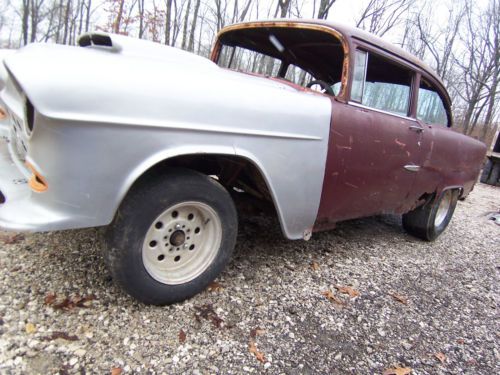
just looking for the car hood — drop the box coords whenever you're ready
[2,33,307,120]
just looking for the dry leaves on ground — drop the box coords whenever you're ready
[248,340,266,363]
[383,367,412,375]
[178,329,186,343]
[1,234,25,245]
[25,323,36,334]
[207,282,224,292]
[194,304,224,328]
[389,292,408,305]
[321,290,345,306]
[335,285,360,298]
[310,261,320,271]
[434,352,447,363]
[42,331,79,342]
[250,327,266,339]
[44,293,95,310]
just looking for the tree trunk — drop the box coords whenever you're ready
[21,0,30,45]
[114,0,125,34]
[187,0,200,52]
[181,0,191,50]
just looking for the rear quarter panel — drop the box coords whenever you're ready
[412,126,487,199]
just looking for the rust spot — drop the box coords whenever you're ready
[0,107,6,120]
[25,162,48,193]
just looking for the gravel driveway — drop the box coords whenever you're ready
[0,183,498,374]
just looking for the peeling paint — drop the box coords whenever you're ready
[395,139,406,147]
[344,182,358,188]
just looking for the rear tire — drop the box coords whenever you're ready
[402,189,459,241]
[104,169,237,305]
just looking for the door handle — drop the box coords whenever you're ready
[409,125,424,133]
[404,164,421,172]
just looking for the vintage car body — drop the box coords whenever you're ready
[0,20,487,304]
[0,35,331,239]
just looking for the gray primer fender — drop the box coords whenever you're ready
[1,35,332,239]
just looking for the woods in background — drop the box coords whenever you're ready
[0,0,498,142]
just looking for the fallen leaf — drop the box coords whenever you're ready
[194,304,224,328]
[1,234,25,244]
[110,367,123,375]
[25,323,36,334]
[43,331,79,341]
[250,327,266,338]
[434,352,447,363]
[321,290,345,305]
[44,293,95,311]
[389,293,408,305]
[310,261,320,271]
[335,285,360,298]
[383,367,412,375]
[248,340,266,363]
[207,282,224,292]
[44,292,56,305]
[178,329,186,343]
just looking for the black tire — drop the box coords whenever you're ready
[104,168,237,305]
[480,159,493,183]
[402,189,459,241]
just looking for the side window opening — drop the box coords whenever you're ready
[417,79,449,126]
[351,49,413,117]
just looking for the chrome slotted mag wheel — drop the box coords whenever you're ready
[142,201,222,285]
[434,190,453,227]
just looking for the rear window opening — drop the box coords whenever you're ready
[216,27,345,92]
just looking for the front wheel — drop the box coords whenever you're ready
[402,189,459,241]
[104,169,237,305]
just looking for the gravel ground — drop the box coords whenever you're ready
[0,183,498,375]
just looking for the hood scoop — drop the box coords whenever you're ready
[78,33,122,53]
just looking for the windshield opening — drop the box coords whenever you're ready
[216,26,345,94]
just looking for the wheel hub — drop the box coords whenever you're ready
[170,230,186,246]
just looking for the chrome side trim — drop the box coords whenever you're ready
[404,164,421,172]
[348,101,417,122]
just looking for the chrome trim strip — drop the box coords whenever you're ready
[348,101,417,122]
[404,164,421,172]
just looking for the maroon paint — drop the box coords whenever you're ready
[314,99,426,231]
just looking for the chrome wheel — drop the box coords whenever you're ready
[434,190,452,227]
[142,201,222,285]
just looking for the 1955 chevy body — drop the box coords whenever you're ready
[0,20,486,304]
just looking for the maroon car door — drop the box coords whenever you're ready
[315,49,425,229]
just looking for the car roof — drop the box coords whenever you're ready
[219,19,449,101]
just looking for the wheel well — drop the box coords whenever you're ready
[130,154,278,216]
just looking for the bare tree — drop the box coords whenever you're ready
[413,1,465,81]
[356,0,411,37]
[187,0,200,51]
[455,1,499,135]
[316,0,336,19]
